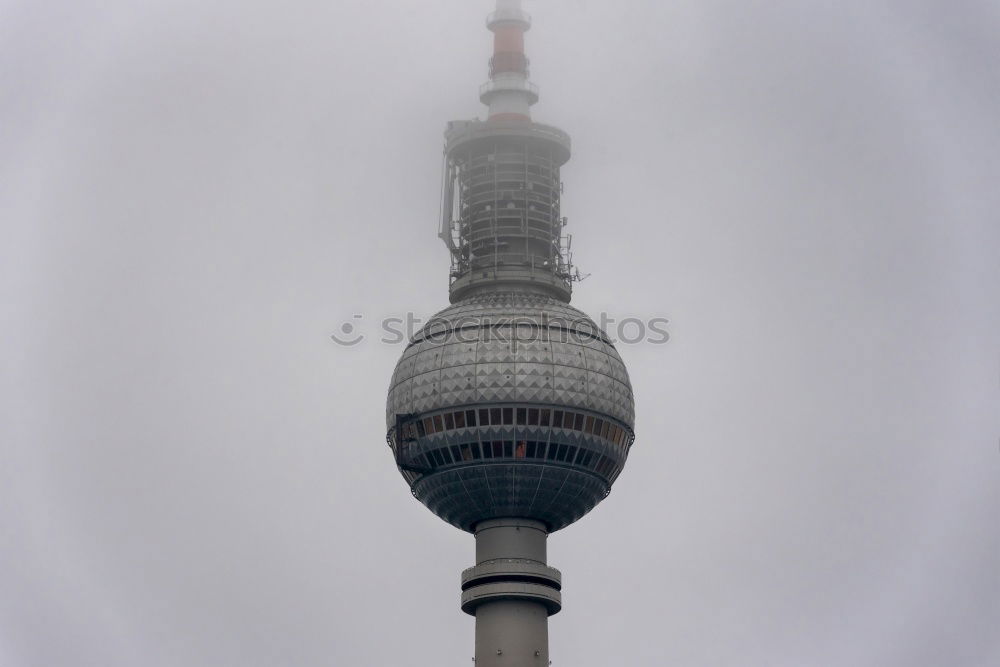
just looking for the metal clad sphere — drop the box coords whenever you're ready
[386,293,635,532]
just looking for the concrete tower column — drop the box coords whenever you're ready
[461,519,562,666]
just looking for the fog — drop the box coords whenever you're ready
[2,1,998,665]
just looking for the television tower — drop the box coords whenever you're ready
[386,2,635,664]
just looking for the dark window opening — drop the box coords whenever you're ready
[444,413,455,430]
[433,415,445,432]
[424,417,435,435]
[450,445,463,461]
[490,408,502,425]
[440,447,454,464]
[516,408,527,425]
[416,420,426,437]
[515,441,526,458]
[502,408,513,425]
[492,441,504,457]
[480,408,490,426]
[539,409,551,426]
[526,441,538,458]
[573,447,587,464]
[546,444,559,461]
[503,441,513,458]
[598,456,614,476]
[466,410,477,427]
[553,410,564,427]
[455,411,466,428]
[585,416,595,434]
[594,419,604,437]
[556,444,569,462]
[574,413,585,431]
[528,409,539,426]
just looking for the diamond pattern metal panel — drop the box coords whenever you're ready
[514,362,553,403]
[582,346,612,376]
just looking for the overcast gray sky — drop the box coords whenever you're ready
[2,1,999,665]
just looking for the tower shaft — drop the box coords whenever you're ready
[462,519,561,666]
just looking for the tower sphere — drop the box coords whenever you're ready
[386,292,635,532]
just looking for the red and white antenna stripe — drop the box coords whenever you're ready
[481,0,538,122]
